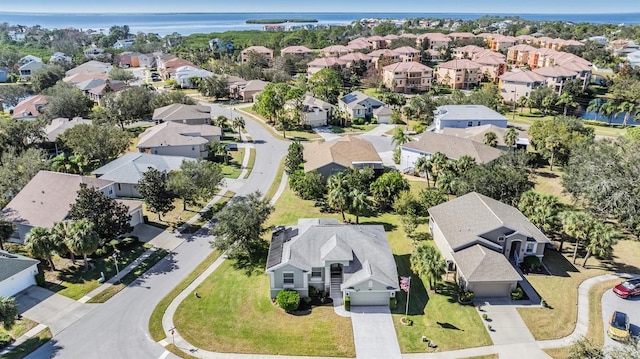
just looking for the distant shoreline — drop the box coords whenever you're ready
[246,18,319,24]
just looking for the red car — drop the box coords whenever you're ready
[613,278,640,299]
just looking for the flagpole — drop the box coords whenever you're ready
[405,276,410,317]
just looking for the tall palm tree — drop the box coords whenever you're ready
[503,128,519,149]
[25,227,57,270]
[582,222,619,267]
[430,152,449,184]
[616,101,638,127]
[599,100,617,125]
[232,116,246,142]
[455,155,476,175]
[556,92,578,116]
[414,156,432,186]
[586,98,602,121]
[65,219,100,271]
[391,127,410,147]
[411,242,446,290]
[328,187,349,222]
[483,131,498,147]
[519,191,560,233]
[561,211,595,264]
[51,221,75,263]
[349,189,368,224]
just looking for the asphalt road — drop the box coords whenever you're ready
[28,104,289,359]
[601,286,640,353]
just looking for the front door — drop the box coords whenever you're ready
[509,241,521,261]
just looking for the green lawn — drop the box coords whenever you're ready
[509,110,627,138]
[0,317,37,344]
[239,108,321,141]
[242,148,256,179]
[264,158,285,201]
[220,148,244,179]
[2,327,52,359]
[45,242,147,300]
[174,260,355,357]
[329,124,377,134]
[87,248,168,303]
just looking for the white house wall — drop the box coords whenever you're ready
[0,264,38,298]
[399,147,429,173]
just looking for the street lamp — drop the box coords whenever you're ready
[511,89,517,121]
[112,252,119,277]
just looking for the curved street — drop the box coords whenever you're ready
[27,103,289,359]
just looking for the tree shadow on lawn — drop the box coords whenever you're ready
[393,254,428,316]
[541,249,580,278]
[359,220,397,232]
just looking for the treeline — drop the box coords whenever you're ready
[246,19,318,24]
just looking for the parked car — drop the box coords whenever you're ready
[608,311,630,341]
[613,278,640,299]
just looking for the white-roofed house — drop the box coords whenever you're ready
[433,105,508,131]
[266,218,399,306]
[174,66,213,88]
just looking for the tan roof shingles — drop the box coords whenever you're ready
[303,136,382,172]
[137,122,221,148]
[452,244,522,282]
[152,104,211,122]
[402,132,502,163]
[2,171,114,228]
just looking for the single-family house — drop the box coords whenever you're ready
[433,105,508,131]
[383,62,433,93]
[115,52,153,68]
[280,46,313,58]
[373,106,393,124]
[1,171,143,243]
[241,46,274,64]
[19,55,41,66]
[137,122,222,159]
[0,251,39,298]
[156,56,195,80]
[293,94,335,127]
[399,131,502,171]
[338,91,386,120]
[65,60,112,79]
[174,66,213,88]
[49,52,72,65]
[19,60,43,81]
[266,218,399,306]
[83,46,105,58]
[12,95,48,120]
[113,39,135,49]
[0,67,8,83]
[435,59,483,89]
[303,135,383,180]
[152,104,212,125]
[439,124,529,150]
[87,80,128,104]
[428,192,550,298]
[498,70,548,103]
[92,153,195,198]
[235,79,269,102]
[44,117,92,142]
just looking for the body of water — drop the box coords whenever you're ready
[1,12,640,36]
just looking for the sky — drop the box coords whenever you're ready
[2,0,640,14]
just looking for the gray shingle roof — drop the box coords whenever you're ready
[92,153,195,185]
[0,250,39,282]
[451,245,521,282]
[137,122,221,148]
[401,132,502,163]
[266,219,398,289]
[152,104,211,122]
[435,105,508,122]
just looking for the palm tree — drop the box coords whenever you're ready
[232,116,246,142]
[599,100,617,125]
[414,156,432,186]
[518,191,560,233]
[0,296,18,330]
[391,127,410,147]
[0,219,13,251]
[212,115,228,129]
[430,152,449,184]
[545,135,561,171]
[582,222,619,268]
[483,131,498,147]
[25,227,57,270]
[561,211,595,264]
[503,128,519,149]
[556,92,578,116]
[349,189,368,224]
[51,221,75,263]
[586,98,602,121]
[65,219,100,271]
[410,242,446,290]
[616,101,638,127]
[328,187,349,222]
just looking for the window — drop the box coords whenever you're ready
[477,121,481,126]
[467,121,473,127]
[311,268,322,279]
[497,236,505,243]
[283,272,294,284]
[526,242,535,253]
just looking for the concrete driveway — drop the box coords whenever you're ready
[350,306,401,359]
[601,288,640,352]
[14,286,97,335]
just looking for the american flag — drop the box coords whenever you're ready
[400,276,411,293]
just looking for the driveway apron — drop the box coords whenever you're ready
[350,306,401,359]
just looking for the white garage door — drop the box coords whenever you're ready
[472,283,512,298]
[349,291,389,306]
[129,208,143,227]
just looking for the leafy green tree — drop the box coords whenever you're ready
[370,171,409,210]
[393,190,422,216]
[483,131,498,147]
[138,168,175,220]
[108,67,136,83]
[51,221,75,263]
[199,76,230,100]
[599,100,617,125]
[555,92,578,116]
[31,65,65,93]
[0,85,29,107]
[0,296,18,330]
[528,116,594,168]
[51,153,87,174]
[568,337,604,359]
[60,124,131,166]
[608,338,640,359]
[528,86,555,114]
[616,100,639,127]
[0,147,49,206]
[418,187,448,211]
[518,191,560,233]
[0,117,45,155]
[69,183,132,241]
[167,159,223,210]
[289,170,325,200]
[149,90,196,109]
[207,141,228,163]
[410,242,446,290]
[232,116,246,142]
[582,222,619,267]
[0,219,13,251]
[503,128,519,148]
[102,86,155,129]
[210,191,273,270]
[404,94,437,124]
[253,82,289,122]
[284,142,304,175]
[42,82,94,120]
[64,219,100,271]
[25,227,57,270]
[308,68,342,104]
[544,134,562,171]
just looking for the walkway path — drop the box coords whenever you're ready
[351,306,402,359]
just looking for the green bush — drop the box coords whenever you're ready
[523,255,541,269]
[308,285,318,298]
[0,332,12,349]
[370,118,377,124]
[389,297,397,310]
[276,289,300,312]
[352,118,365,125]
[34,272,45,287]
[412,123,426,134]
[344,296,351,311]
[511,287,524,300]
[459,290,475,303]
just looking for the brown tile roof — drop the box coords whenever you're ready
[241,46,273,55]
[338,52,372,62]
[319,45,351,56]
[383,62,432,73]
[437,59,482,70]
[12,95,48,119]
[533,65,578,78]
[1,171,114,228]
[401,131,502,163]
[303,135,382,172]
[508,44,538,52]
[499,70,548,83]
[280,46,313,56]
